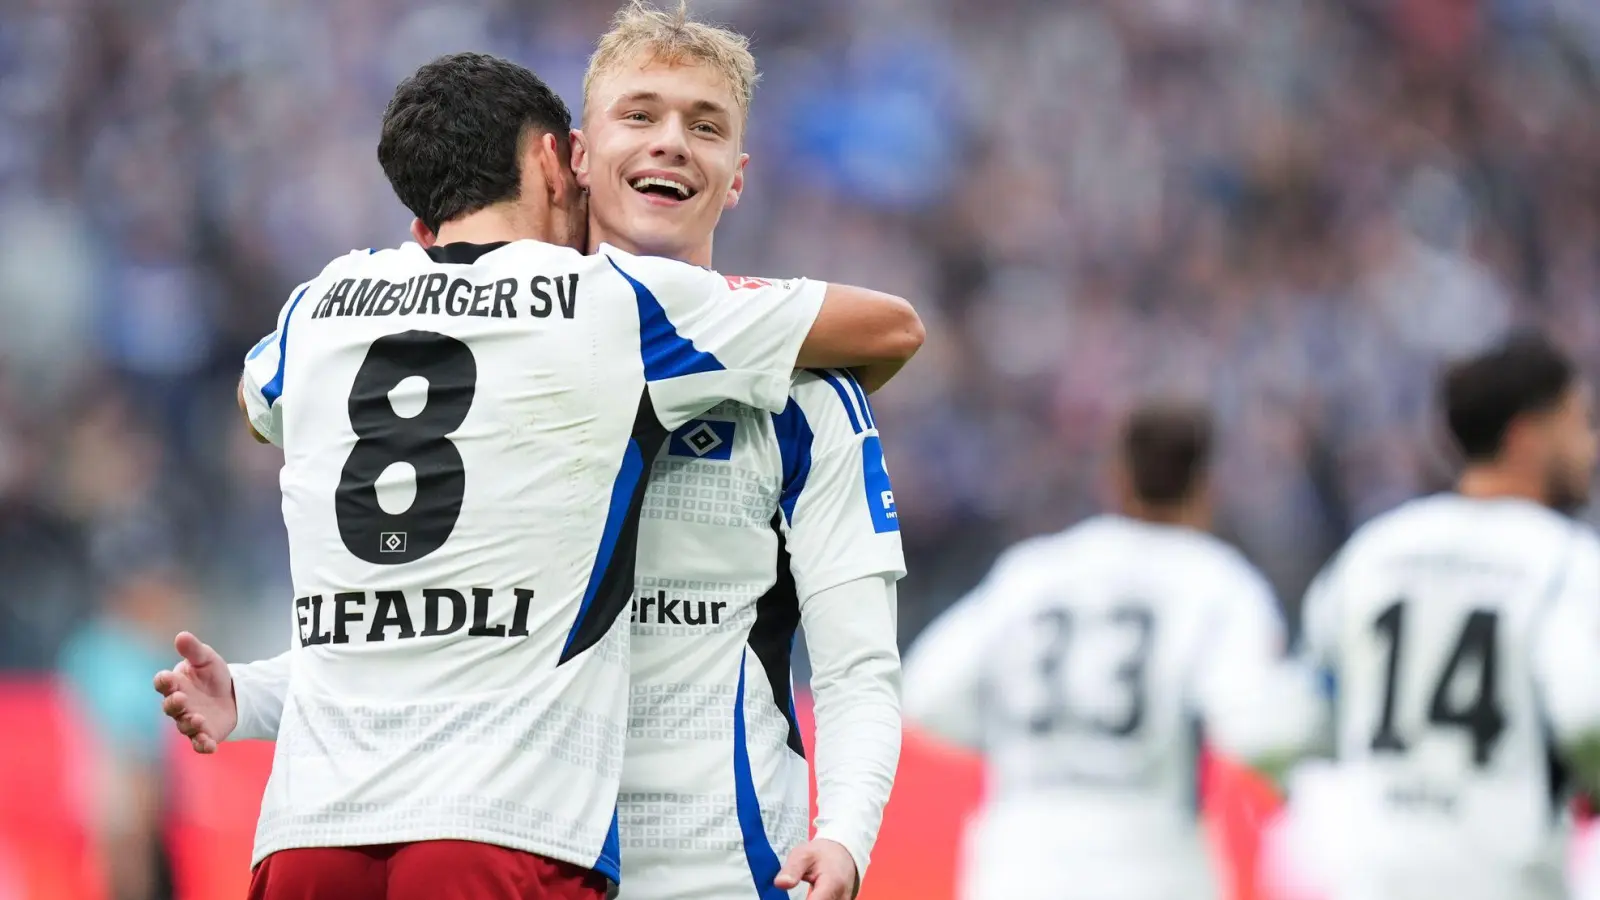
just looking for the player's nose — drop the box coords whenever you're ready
[647,121,691,162]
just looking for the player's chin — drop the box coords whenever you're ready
[624,217,698,259]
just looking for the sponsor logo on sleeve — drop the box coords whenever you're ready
[861,435,899,533]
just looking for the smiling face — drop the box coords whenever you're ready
[574,52,747,265]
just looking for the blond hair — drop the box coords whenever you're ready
[583,1,759,124]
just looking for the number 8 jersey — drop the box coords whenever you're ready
[1300,493,1600,900]
[236,240,827,879]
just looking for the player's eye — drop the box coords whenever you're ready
[692,122,722,137]
[623,111,651,123]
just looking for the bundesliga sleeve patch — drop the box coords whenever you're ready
[723,274,772,290]
[668,419,736,460]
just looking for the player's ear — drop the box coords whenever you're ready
[410,218,437,248]
[535,131,571,208]
[570,128,592,190]
[725,152,748,211]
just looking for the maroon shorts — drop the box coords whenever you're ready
[247,840,610,900]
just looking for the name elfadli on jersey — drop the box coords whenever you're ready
[308,272,581,319]
[296,586,727,646]
[295,588,537,646]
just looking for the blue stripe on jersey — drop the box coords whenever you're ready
[563,438,646,659]
[260,285,309,407]
[772,399,814,524]
[608,257,726,381]
[733,649,789,900]
[816,369,863,433]
[594,805,621,883]
[861,434,899,533]
[842,369,874,428]
[245,332,274,361]
[562,394,669,663]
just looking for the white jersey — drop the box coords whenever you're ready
[1300,493,1600,900]
[620,368,905,900]
[226,369,905,897]
[903,516,1304,900]
[235,239,825,879]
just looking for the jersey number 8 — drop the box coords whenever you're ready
[336,331,477,565]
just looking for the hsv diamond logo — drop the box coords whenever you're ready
[380,532,407,554]
[724,275,771,291]
[668,419,736,460]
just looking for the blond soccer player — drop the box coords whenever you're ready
[159,5,911,900]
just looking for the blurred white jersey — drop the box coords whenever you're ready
[236,239,825,879]
[903,516,1304,900]
[620,368,906,900]
[1300,493,1600,900]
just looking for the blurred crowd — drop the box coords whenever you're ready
[4,0,1600,696]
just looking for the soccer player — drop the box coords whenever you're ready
[161,52,922,900]
[158,12,913,900]
[1295,331,1600,900]
[902,401,1318,900]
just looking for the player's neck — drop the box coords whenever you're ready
[1456,467,1549,507]
[1120,500,1208,531]
[435,202,550,248]
[590,227,713,267]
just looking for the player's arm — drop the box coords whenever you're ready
[229,651,293,741]
[795,575,900,896]
[238,282,315,447]
[775,371,908,889]
[153,635,289,752]
[901,588,1004,750]
[799,284,924,369]
[606,249,922,428]
[1533,532,1600,789]
[1194,566,1324,782]
[1292,559,1344,756]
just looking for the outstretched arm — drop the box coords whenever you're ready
[901,592,997,750]
[154,633,291,753]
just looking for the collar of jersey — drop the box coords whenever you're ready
[425,241,511,264]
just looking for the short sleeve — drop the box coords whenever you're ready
[774,370,906,602]
[902,590,1005,750]
[1195,562,1322,764]
[240,282,314,447]
[1298,555,1344,686]
[1533,530,1600,751]
[1193,566,1288,718]
[602,245,826,429]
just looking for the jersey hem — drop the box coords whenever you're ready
[251,828,620,883]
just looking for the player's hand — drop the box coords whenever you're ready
[152,631,238,754]
[774,838,859,900]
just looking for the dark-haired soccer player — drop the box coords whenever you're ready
[202,51,921,900]
[902,400,1314,900]
[1296,331,1600,900]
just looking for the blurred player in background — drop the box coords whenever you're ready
[158,4,913,900]
[902,400,1319,900]
[1293,331,1600,900]
[155,48,922,900]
